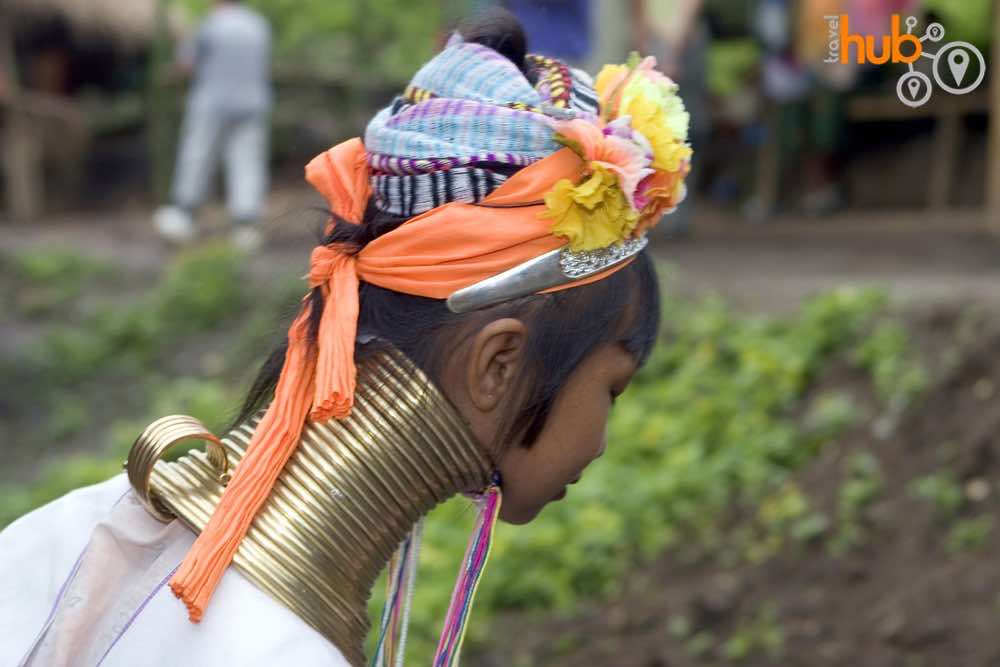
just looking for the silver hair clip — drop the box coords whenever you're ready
[538,103,577,120]
[446,235,649,314]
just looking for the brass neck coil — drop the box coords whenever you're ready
[127,344,493,666]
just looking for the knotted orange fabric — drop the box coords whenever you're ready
[169,137,638,621]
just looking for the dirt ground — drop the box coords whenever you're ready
[657,209,1000,313]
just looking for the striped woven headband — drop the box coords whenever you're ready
[367,152,539,176]
[362,38,601,217]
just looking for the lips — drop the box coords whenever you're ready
[553,475,582,501]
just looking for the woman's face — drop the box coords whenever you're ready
[446,318,639,525]
[496,342,638,524]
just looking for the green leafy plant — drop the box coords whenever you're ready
[946,516,993,554]
[723,604,785,662]
[829,451,884,556]
[910,471,964,520]
[3,247,117,318]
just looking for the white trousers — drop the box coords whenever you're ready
[171,108,270,223]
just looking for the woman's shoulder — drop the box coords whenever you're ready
[106,563,352,666]
[100,479,354,666]
[1,474,351,667]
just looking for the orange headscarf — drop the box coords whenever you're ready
[168,137,638,621]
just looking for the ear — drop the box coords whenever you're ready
[465,318,528,413]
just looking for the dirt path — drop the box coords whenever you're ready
[3,198,998,313]
[653,208,1000,311]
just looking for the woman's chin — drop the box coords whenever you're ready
[498,503,544,525]
[499,491,569,525]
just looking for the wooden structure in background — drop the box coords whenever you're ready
[752,3,999,224]
[0,0,184,221]
[845,91,989,211]
[0,6,39,222]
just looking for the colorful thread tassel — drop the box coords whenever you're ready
[433,471,503,667]
[372,517,424,667]
[371,471,502,666]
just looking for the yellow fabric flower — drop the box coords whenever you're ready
[594,64,629,110]
[541,164,639,252]
[541,54,694,250]
[596,55,693,172]
[624,94,692,172]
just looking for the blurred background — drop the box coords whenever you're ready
[1,0,999,665]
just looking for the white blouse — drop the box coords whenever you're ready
[0,473,351,666]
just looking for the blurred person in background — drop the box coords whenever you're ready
[746,0,807,220]
[748,0,915,220]
[153,0,272,251]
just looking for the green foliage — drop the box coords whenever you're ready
[46,393,91,441]
[4,246,115,285]
[156,242,249,334]
[920,0,993,49]
[829,451,883,556]
[707,39,760,97]
[152,376,235,436]
[3,246,116,318]
[31,242,246,383]
[0,456,124,528]
[752,482,829,561]
[910,471,964,520]
[1,243,259,525]
[850,319,929,407]
[946,516,993,554]
[175,0,467,84]
[685,630,718,658]
[668,613,693,639]
[723,603,785,662]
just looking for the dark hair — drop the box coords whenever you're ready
[236,13,662,458]
[457,8,528,74]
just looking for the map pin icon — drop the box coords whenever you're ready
[948,49,969,86]
[907,77,921,99]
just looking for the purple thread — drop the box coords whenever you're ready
[94,563,181,666]
[17,545,88,666]
[434,489,499,666]
[368,152,537,176]
[17,487,133,666]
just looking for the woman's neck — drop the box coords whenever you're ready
[146,344,493,666]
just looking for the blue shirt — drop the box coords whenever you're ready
[505,0,593,63]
